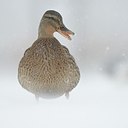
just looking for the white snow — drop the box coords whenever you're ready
[0,73,128,128]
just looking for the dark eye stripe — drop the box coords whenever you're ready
[44,16,60,24]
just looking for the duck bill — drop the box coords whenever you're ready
[57,26,74,40]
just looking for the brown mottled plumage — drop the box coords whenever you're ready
[18,10,80,100]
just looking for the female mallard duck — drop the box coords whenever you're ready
[18,10,80,100]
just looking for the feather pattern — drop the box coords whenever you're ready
[18,10,80,99]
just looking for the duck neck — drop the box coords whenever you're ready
[38,20,55,39]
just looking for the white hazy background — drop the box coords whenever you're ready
[1,0,128,128]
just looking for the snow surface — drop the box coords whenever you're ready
[1,73,128,128]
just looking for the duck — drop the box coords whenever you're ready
[18,10,80,100]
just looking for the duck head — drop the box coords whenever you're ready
[38,10,74,40]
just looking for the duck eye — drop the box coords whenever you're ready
[56,26,60,30]
[60,26,65,31]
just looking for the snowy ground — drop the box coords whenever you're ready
[1,73,128,128]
